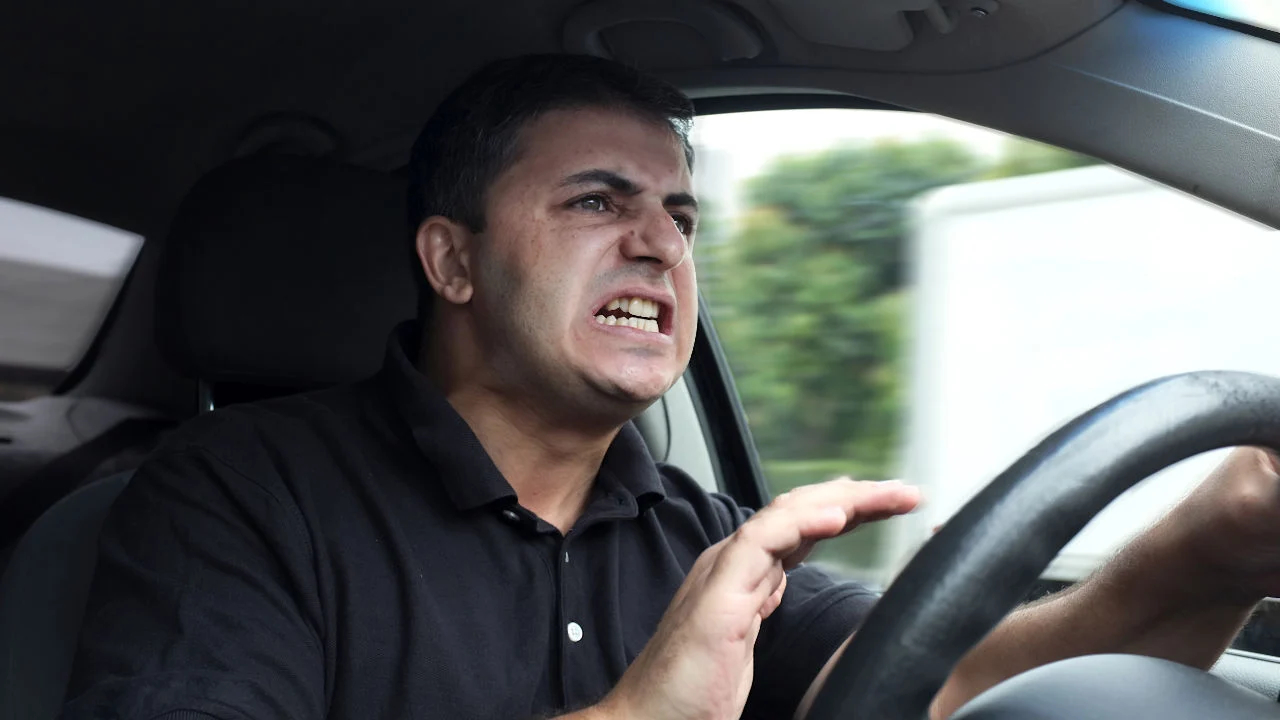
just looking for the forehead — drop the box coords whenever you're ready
[509,106,692,186]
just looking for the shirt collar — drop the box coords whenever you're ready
[597,423,667,516]
[378,322,667,516]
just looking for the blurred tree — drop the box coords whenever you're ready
[696,136,1096,480]
[697,139,980,472]
[982,138,1099,180]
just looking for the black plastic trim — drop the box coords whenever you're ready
[686,299,770,509]
[1142,0,1280,45]
[0,363,64,390]
[693,93,905,117]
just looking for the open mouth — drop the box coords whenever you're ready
[593,296,668,335]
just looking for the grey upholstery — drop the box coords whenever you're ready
[0,471,132,720]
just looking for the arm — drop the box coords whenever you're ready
[928,525,1254,718]
[795,447,1278,720]
[933,447,1280,718]
[61,444,325,719]
[569,479,920,720]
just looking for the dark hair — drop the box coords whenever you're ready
[406,53,695,234]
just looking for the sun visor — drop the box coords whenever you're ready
[562,0,764,64]
[765,0,966,51]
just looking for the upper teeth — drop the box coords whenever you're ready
[605,297,660,319]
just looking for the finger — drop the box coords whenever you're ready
[782,539,819,571]
[706,504,846,596]
[770,478,921,529]
[737,504,849,562]
[1246,446,1280,477]
[760,571,787,619]
[767,481,921,570]
[709,481,921,595]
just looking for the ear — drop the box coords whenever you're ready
[415,216,475,305]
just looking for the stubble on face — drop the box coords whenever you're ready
[462,107,700,425]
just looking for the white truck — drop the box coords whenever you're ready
[891,164,1280,583]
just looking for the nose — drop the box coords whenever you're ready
[619,205,689,272]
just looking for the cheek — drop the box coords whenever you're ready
[676,263,699,327]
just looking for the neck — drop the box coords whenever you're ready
[419,329,621,534]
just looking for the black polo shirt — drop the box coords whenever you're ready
[63,327,879,720]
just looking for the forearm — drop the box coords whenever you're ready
[930,524,1258,719]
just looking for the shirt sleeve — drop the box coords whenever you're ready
[61,435,326,720]
[706,493,881,720]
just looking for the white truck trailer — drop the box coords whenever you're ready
[894,164,1280,583]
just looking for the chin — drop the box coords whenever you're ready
[599,371,677,407]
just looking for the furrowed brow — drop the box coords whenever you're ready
[664,192,698,211]
[560,169,641,196]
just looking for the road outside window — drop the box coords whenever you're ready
[0,197,142,400]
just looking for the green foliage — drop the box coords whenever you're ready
[743,139,982,294]
[697,139,987,473]
[696,133,1096,531]
[982,138,1099,180]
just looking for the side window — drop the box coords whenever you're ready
[691,108,1280,607]
[0,197,142,400]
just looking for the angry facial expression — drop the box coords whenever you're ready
[462,106,699,422]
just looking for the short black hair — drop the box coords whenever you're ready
[406,53,695,234]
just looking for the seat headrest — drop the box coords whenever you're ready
[156,155,418,388]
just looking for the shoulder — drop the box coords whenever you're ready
[132,380,384,514]
[151,381,378,475]
[653,462,756,543]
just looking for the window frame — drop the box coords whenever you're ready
[0,197,144,399]
[49,253,140,395]
[685,299,770,508]
[1145,0,1280,44]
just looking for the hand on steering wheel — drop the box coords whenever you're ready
[804,371,1280,720]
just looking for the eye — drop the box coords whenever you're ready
[573,194,612,213]
[671,214,694,238]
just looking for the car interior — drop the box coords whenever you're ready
[4,0,1280,717]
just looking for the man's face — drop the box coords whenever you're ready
[467,106,698,420]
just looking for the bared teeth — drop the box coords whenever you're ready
[600,296,660,319]
[593,314,661,333]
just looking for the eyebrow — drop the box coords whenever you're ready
[561,169,698,211]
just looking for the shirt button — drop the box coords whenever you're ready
[501,509,520,523]
[566,622,584,643]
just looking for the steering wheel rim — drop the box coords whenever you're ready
[806,371,1280,720]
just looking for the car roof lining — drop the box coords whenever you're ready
[7,0,1279,409]
[0,0,1120,235]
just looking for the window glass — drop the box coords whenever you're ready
[0,197,142,400]
[691,109,1279,603]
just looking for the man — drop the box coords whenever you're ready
[63,53,1280,720]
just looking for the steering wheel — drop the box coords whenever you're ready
[805,371,1280,720]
